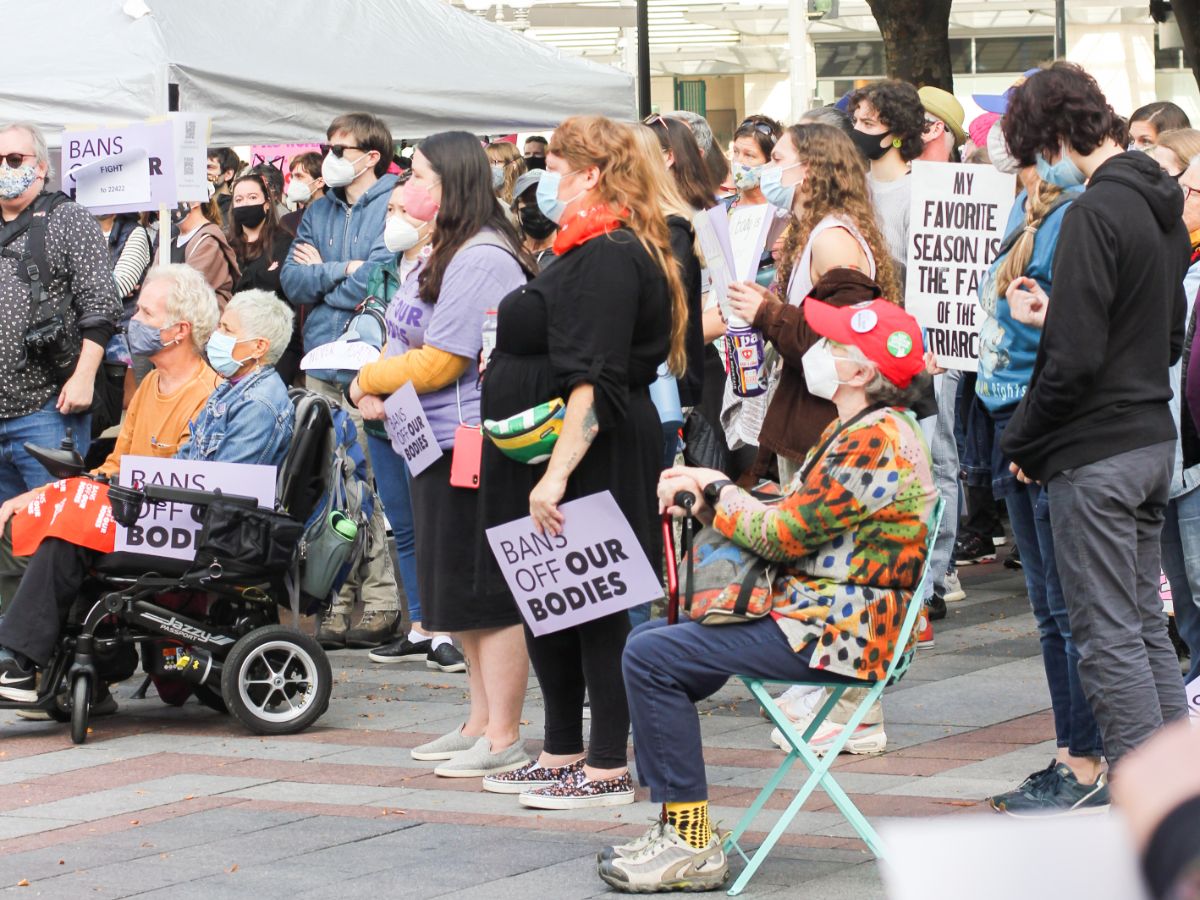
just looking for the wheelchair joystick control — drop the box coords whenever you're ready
[60,427,75,453]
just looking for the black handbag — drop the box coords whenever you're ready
[681,409,730,471]
[193,499,304,579]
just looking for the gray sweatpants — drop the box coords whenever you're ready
[1047,441,1188,765]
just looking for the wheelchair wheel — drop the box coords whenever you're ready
[220,626,331,736]
[70,676,91,745]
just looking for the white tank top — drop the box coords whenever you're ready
[786,215,875,306]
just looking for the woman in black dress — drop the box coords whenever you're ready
[477,115,689,809]
[226,173,303,385]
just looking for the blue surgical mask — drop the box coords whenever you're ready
[1035,143,1085,188]
[206,330,258,377]
[760,162,801,211]
[125,318,178,359]
[491,164,505,191]
[535,169,585,224]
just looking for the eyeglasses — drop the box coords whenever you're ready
[642,114,668,129]
[738,119,777,138]
[328,144,365,158]
[0,152,34,168]
[1183,185,1200,203]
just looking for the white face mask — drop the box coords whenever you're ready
[384,215,421,253]
[322,151,367,188]
[801,339,851,401]
[285,178,313,205]
[987,120,1020,176]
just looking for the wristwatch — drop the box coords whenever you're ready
[703,479,734,509]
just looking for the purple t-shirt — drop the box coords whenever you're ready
[382,240,526,450]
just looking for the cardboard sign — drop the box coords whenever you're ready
[72,149,151,209]
[383,382,443,476]
[904,161,1015,371]
[727,204,774,283]
[485,491,664,636]
[249,143,324,189]
[114,457,276,560]
[300,339,382,372]
[61,120,177,214]
[172,113,212,202]
[693,207,739,326]
[11,478,117,557]
[1188,673,1200,719]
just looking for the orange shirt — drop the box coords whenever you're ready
[94,362,220,479]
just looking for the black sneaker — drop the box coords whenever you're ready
[954,532,997,566]
[0,649,36,703]
[1003,543,1023,570]
[426,642,467,673]
[926,593,947,621]
[991,762,1109,817]
[368,636,432,664]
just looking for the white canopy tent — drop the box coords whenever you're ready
[3,0,635,145]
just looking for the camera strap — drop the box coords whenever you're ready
[0,191,71,315]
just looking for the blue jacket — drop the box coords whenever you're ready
[179,366,293,468]
[279,175,398,380]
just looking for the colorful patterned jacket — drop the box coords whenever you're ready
[712,406,936,681]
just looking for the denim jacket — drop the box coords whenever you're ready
[179,366,293,468]
[1170,259,1200,499]
[279,174,399,381]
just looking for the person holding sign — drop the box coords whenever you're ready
[349,132,536,778]
[598,298,935,893]
[474,116,686,809]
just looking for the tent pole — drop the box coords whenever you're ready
[636,0,651,118]
[157,65,169,268]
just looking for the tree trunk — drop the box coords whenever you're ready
[864,0,955,91]
[1170,0,1200,92]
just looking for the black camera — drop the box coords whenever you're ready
[23,313,79,382]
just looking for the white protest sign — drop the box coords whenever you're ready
[727,204,773,283]
[61,120,177,215]
[383,382,443,476]
[171,113,212,202]
[486,491,664,636]
[693,207,739,325]
[73,149,151,209]
[904,161,1015,371]
[115,456,276,560]
[300,340,381,372]
[1188,673,1200,718]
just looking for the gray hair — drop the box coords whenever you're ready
[836,341,932,409]
[144,264,220,354]
[0,122,51,178]
[226,289,294,366]
[799,106,853,136]
[667,110,714,153]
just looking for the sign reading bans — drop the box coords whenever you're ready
[904,161,1016,371]
[486,491,664,636]
[115,456,276,560]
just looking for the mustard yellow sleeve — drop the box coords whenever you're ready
[357,344,471,396]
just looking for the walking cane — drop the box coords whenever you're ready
[664,491,695,624]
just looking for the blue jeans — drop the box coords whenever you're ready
[0,398,90,503]
[367,433,421,625]
[1161,487,1200,684]
[921,370,961,594]
[1006,480,1104,758]
[623,618,855,802]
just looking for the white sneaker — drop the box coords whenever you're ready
[770,718,887,756]
[597,821,729,893]
[942,571,966,603]
[770,684,823,721]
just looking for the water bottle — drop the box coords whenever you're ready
[726,324,766,398]
[649,362,683,432]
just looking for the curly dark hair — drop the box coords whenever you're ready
[847,80,926,162]
[1002,62,1127,167]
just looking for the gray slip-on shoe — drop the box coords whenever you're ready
[433,736,530,778]
[411,725,478,761]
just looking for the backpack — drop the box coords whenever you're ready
[276,389,375,615]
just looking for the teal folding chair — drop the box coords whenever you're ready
[723,500,944,896]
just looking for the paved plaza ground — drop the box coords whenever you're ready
[0,560,1061,898]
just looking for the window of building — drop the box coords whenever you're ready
[974,36,1054,74]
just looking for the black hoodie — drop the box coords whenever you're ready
[1002,151,1191,480]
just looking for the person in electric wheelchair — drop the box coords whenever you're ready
[0,281,296,707]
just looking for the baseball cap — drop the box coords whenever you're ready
[803,298,925,389]
[512,169,544,200]
[972,68,1040,115]
[918,87,967,144]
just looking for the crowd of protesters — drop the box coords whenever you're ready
[0,59,1197,895]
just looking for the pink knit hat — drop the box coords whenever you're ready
[968,112,1000,149]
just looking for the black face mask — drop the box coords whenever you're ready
[233,205,267,229]
[169,203,190,225]
[850,127,893,162]
[524,155,547,171]
[518,203,556,240]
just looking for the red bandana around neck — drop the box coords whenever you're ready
[552,204,626,256]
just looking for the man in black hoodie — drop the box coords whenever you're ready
[1000,63,1190,769]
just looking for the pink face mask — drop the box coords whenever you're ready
[401,178,440,223]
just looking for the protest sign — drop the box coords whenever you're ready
[904,161,1015,371]
[485,491,663,636]
[693,207,738,324]
[383,382,443,476]
[11,478,117,557]
[249,143,324,187]
[72,149,151,209]
[61,120,177,214]
[300,339,381,373]
[172,113,212,202]
[115,457,275,560]
[1188,673,1200,719]
[727,204,774,283]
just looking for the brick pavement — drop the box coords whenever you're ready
[0,560,1055,898]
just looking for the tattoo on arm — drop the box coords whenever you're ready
[581,404,599,445]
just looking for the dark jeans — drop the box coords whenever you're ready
[1160,487,1200,684]
[525,610,633,769]
[0,399,91,504]
[1048,442,1189,765]
[0,538,92,665]
[1006,481,1103,757]
[623,618,855,802]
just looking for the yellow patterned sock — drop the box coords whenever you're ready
[665,801,712,850]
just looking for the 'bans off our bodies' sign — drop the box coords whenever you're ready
[904,161,1016,371]
[486,491,663,636]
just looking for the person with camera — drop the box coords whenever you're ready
[0,123,120,504]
